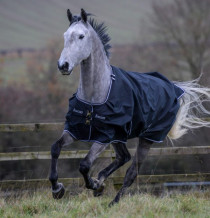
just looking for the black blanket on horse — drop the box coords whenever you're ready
[64,66,184,144]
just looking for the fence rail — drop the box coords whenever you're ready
[1,173,210,191]
[0,123,64,132]
[0,122,210,192]
[0,146,210,161]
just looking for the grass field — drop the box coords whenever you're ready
[0,190,210,218]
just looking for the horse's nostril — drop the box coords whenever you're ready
[63,62,69,71]
[58,61,69,71]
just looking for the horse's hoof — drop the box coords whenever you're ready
[93,183,105,197]
[109,197,119,207]
[52,183,65,199]
[108,200,116,207]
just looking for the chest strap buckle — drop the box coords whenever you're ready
[85,110,92,125]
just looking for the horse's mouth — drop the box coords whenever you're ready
[61,70,72,76]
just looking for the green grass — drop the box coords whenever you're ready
[0,190,210,218]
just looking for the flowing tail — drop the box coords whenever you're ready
[168,77,210,140]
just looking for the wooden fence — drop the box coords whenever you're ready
[0,123,210,192]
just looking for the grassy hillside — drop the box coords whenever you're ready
[0,0,153,50]
[0,190,210,217]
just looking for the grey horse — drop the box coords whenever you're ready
[49,9,210,206]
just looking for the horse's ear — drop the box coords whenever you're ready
[81,8,87,23]
[67,9,73,23]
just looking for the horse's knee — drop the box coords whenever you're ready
[51,142,61,159]
[79,159,91,175]
[113,143,131,165]
[124,153,131,163]
[118,153,131,166]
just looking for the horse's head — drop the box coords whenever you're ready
[58,9,92,75]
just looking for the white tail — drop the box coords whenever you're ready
[168,77,210,140]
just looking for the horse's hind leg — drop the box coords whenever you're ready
[93,142,131,196]
[49,131,74,199]
[109,138,152,206]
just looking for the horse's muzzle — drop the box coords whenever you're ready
[57,61,72,75]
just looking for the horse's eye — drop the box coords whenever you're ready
[79,35,84,40]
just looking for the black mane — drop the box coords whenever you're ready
[69,15,111,58]
[88,17,111,58]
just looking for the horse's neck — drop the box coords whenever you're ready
[77,38,112,103]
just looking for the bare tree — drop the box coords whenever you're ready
[149,0,210,78]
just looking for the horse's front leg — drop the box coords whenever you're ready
[79,142,109,190]
[49,131,75,199]
[93,142,131,197]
